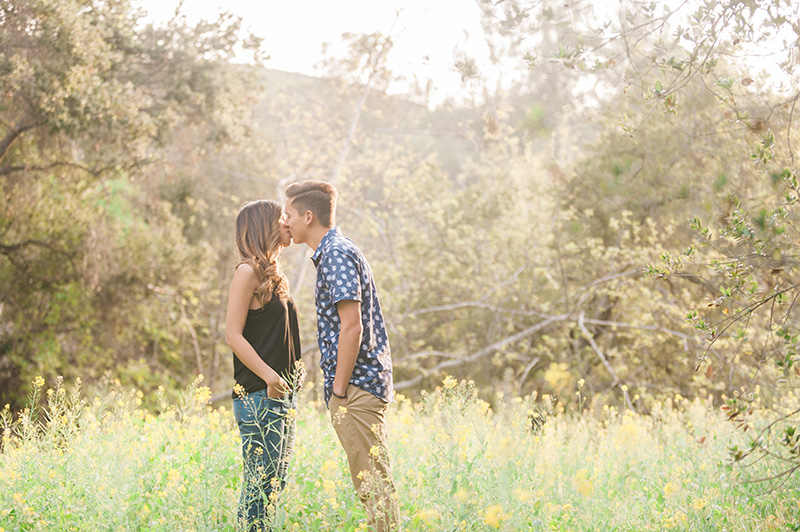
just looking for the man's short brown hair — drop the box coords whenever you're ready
[285,180,338,228]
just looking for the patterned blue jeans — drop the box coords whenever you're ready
[233,390,296,532]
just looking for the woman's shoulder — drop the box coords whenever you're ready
[232,262,260,289]
[235,262,257,276]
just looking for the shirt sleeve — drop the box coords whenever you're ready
[321,247,362,304]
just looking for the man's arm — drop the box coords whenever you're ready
[333,299,363,401]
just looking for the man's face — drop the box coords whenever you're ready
[283,199,307,245]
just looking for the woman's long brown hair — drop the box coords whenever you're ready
[234,200,290,305]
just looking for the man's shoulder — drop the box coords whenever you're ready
[325,232,364,261]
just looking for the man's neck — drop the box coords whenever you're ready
[307,225,334,252]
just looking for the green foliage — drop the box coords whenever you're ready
[471,0,800,482]
[0,0,264,408]
[638,71,800,481]
[2,377,800,530]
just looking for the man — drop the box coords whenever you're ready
[283,180,399,531]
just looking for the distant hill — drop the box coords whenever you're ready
[252,67,483,175]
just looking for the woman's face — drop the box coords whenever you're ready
[278,214,292,247]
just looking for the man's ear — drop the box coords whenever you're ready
[304,210,314,225]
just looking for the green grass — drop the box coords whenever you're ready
[2,376,799,531]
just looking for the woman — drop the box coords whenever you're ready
[225,199,303,532]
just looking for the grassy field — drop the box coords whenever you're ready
[1,376,799,531]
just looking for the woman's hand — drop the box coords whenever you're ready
[227,264,287,398]
[266,372,290,398]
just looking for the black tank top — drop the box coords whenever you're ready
[231,294,301,398]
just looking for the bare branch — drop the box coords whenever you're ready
[787,91,800,167]
[581,317,695,342]
[696,283,800,368]
[329,29,396,183]
[744,462,800,489]
[571,268,640,310]
[0,161,104,178]
[578,311,620,386]
[394,313,568,390]
[0,239,71,256]
[406,350,459,361]
[0,122,36,164]
[749,405,800,445]
[517,356,541,395]
[408,265,532,316]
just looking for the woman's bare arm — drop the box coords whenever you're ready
[225,263,289,397]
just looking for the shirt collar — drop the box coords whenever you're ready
[311,227,341,266]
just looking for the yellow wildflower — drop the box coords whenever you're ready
[692,497,706,510]
[483,504,509,528]
[543,363,571,393]
[194,386,212,405]
[442,376,458,389]
[34,376,45,389]
[417,508,439,521]
[167,468,181,484]
[574,468,593,497]
[664,481,679,498]
[513,487,534,503]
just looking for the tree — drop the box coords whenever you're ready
[473,0,800,479]
[0,0,264,407]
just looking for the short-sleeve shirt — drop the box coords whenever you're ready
[311,227,393,405]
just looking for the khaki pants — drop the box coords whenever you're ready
[329,386,399,531]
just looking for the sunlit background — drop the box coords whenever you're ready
[4,0,800,528]
[2,0,798,406]
[135,0,493,105]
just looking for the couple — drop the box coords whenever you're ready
[225,180,399,532]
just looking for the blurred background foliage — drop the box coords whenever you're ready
[1,0,799,441]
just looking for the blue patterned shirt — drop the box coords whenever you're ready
[311,227,393,406]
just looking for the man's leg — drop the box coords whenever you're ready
[329,387,399,531]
